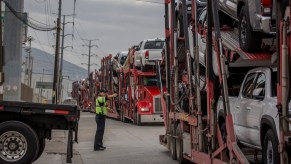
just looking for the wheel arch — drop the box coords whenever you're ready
[260,115,279,147]
[237,0,246,18]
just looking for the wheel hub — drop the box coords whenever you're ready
[8,140,19,151]
[0,131,27,162]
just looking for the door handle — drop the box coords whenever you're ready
[246,107,252,111]
[236,106,240,109]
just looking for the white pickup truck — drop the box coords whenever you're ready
[134,38,164,71]
[217,67,291,164]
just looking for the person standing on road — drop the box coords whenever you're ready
[94,88,117,151]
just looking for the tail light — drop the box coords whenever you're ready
[145,50,149,59]
[261,0,272,15]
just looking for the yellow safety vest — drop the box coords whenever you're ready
[96,96,107,115]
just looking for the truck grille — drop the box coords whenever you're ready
[154,96,162,113]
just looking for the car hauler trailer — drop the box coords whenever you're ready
[159,0,290,163]
[88,70,100,113]
[100,55,120,119]
[71,79,91,112]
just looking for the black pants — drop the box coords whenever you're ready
[94,115,106,149]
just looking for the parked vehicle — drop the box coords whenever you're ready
[114,51,128,66]
[217,67,290,163]
[217,0,276,52]
[175,0,207,37]
[134,38,165,71]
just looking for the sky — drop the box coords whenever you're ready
[24,0,165,70]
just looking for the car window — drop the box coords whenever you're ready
[242,73,256,98]
[139,42,143,49]
[271,71,277,97]
[120,56,127,65]
[198,9,207,25]
[144,41,165,49]
[143,76,159,86]
[253,73,266,98]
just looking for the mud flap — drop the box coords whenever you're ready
[66,130,73,163]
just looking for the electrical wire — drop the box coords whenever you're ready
[3,0,56,31]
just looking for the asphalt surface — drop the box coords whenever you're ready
[33,111,263,164]
[34,111,176,164]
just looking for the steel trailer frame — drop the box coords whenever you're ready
[160,0,291,163]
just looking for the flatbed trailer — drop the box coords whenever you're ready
[0,101,80,164]
[159,0,290,163]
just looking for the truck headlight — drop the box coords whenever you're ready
[140,107,149,112]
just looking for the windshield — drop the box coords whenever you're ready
[143,76,159,86]
[120,56,127,65]
[144,41,164,49]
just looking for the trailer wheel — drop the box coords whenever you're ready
[120,111,124,122]
[133,112,137,124]
[0,121,40,164]
[123,111,129,123]
[33,138,46,162]
[176,124,187,164]
[136,113,141,126]
[263,129,279,164]
[238,6,262,52]
[177,14,184,38]
[170,124,177,160]
[220,123,226,143]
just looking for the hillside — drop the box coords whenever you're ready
[23,48,88,81]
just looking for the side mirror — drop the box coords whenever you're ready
[252,88,264,100]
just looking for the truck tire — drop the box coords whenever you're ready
[123,111,129,123]
[220,123,226,143]
[33,138,46,162]
[137,113,141,126]
[238,6,262,52]
[263,129,279,164]
[120,111,124,122]
[170,124,177,160]
[177,14,184,38]
[176,124,187,164]
[0,121,40,164]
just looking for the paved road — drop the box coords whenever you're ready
[34,111,262,164]
[34,111,176,164]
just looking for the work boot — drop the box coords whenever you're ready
[94,147,105,151]
[100,145,106,149]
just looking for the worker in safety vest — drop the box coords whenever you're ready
[94,88,117,151]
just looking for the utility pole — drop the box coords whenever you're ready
[52,0,62,104]
[39,68,45,103]
[82,39,98,78]
[27,37,33,87]
[58,14,73,103]
[0,0,3,101]
[24,36,34,87]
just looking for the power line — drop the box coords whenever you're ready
[32,29,54,65]
[3,0,56,31]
